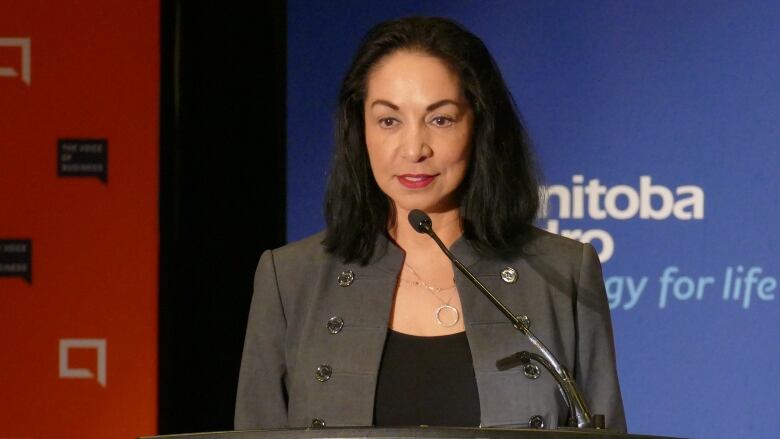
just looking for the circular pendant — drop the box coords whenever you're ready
[434,304,460,327]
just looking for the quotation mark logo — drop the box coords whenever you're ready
[0,37,31,85]
[58,338,107,388]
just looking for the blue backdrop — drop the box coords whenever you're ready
[286,2,780,438]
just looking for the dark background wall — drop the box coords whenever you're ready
[159,0,287,433]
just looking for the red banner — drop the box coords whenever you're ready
[0,1,159,438]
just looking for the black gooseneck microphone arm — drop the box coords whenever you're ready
[407,209,600,429]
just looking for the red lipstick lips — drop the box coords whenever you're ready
[397,174,436,188]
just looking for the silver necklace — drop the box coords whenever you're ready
[403,262,460,327]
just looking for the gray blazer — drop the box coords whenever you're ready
[235,228,626,432]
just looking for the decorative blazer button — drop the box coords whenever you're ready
[314,364,332,382]
[326,316,344,334]
[311,418,326,428]
[528,415,545,429]
[337,270,354,287]
[514,314,530,330]
[501,266,517,283]
[523,363,541,380]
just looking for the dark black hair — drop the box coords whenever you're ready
[323,16,541,263]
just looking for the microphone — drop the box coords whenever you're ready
[408,209,433,234]
[406,209,529,331]
[406,209,602,430]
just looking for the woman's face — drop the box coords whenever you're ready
[363,50,474,215]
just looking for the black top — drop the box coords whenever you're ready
[374,329,481,427]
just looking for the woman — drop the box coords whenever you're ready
[235,17,626,432]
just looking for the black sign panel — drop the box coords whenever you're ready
[0,239,32,284]
[58,138,108,183]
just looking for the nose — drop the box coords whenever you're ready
[399,125,432,162]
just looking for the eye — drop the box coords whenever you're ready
[430,115,454,127]
[378,117,400,128]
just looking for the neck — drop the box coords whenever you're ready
[389,206,463,254]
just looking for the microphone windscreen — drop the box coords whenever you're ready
[408,209,432,233]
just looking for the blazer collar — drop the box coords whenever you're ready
[363,232,481,275]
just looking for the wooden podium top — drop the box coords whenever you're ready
[143,426,682,439]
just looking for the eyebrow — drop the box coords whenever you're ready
[369,99,462,111]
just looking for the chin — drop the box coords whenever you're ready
[391,194,459,215]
